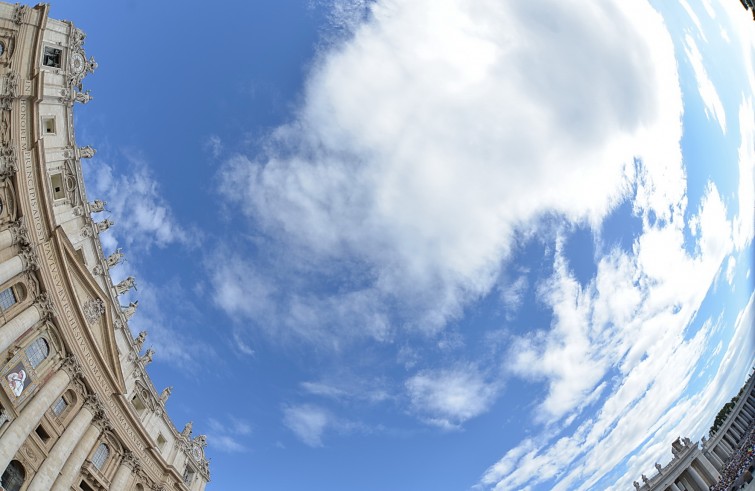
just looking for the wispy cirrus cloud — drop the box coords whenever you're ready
[207,416,253,453]
[683,33,726,133]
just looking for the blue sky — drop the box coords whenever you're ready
[45,1,755,490]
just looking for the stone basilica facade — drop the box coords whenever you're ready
[0,3,210,491]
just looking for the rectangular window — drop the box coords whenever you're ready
[183,467,195,484]
[79,480,94,491]
[50,173,65,200]
[0,287,16,311]
[131,395,146,416]
[42,117,56,135]
[35,424,50,442]
[43,46,62,68]
[52,396,67,416]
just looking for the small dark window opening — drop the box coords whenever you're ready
[79,480,94,491]
[35,425,50,443]
[1,460,26,491]
[43,47,62,68]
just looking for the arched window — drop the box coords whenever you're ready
[0,286,17,311]
[91,443,109,470]
[52,396,68,416]
[0,460,25,491]
[25,337,49,368]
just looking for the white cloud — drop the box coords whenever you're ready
[216,0,683,343]
[406,365,499,429]
[678,0,707,42]
[283,404,331,447]
[483,173,734,488]
[683,33,726,133]
[207,416,252,453]
[85,153,195,251]
[733,99,754,251]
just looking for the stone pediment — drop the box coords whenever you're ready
[52,226,125,392]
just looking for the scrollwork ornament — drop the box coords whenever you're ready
[12,4,26,25]
[9,218,29,246]
[61,355,84,380]
[35,292,54,321]
[82,298,105,324]
[122,450,141,472]
[19,245,37,271]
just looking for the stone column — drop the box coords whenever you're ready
[0,248,35,287]
[669,483,682,491]
[0,228,14,251]
[706,449,724,470]
[110,452,139,491]
[0,221,29,251]
[733,418,746,435]
[686,466,708,491]
[694,456,720,484]
[0,295,51,353]
[26,400,96,491]
[49,417,102,491]
[0,368,70,471]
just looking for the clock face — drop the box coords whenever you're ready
[192,445,202,461]
[71,52,85,73]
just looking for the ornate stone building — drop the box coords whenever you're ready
[633,369,755,491]
[0,3,210,490]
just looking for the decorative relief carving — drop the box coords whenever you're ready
[19,245,37,271]
[42,207,163,477]
[0,407,10,427]
[0,143,17,180]
[12,3,26,25]
[60,355,84,380]
[9,217,29,246]
[82,297,105,325]
[34,292,55,321]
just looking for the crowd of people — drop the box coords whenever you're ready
[709,423,755,491]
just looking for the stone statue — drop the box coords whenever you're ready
[106,248,124,268]
[96,218,113,232]
[159,386,172,403]
[139,348,154,366]
[655,463,662,473]
[195,435,207,447]
[682,436,692,446]
[74,90,92,104]
[121,300,138,320]
[134,330,147,352]
[182,421,193,438]
[115,276,136,295]
[78,145,96,159]
[633,482,640,490]
[89,199,106,213]
[642,474,649,485]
